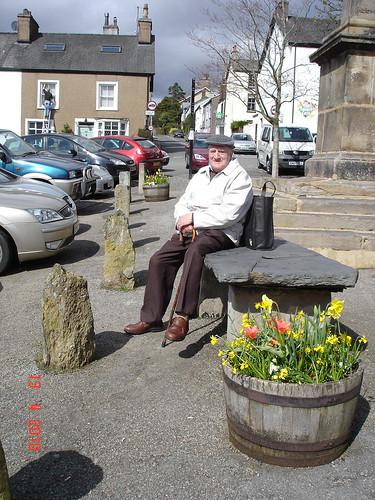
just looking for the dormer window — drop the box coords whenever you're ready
[100,45,122,53]
[43,43,65,51]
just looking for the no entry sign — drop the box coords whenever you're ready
[147,100,157,111]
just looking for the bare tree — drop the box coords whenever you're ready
[316,0,343,20]
[191,0,331,177]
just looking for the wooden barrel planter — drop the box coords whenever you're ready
[222,364,363,467]
[143,184,169,202]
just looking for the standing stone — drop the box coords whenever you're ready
[41,264,95,372]
[102,210,135,290]
[114,184,130,217]
[0,440,11,500]
[306,0,375,180]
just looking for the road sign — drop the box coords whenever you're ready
[145,110,155,116]
[148,125,153,131]
[147,100,157,111]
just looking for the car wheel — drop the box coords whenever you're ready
[266,157,272,175]
[185,155,189,169]
[0,230,14,275]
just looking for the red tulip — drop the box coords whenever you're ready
[244,326,258,339]
[274,319,291,334]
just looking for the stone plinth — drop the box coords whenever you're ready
[306,0,375,180]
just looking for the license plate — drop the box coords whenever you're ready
[289,161,304,166]
[73,222,80,235]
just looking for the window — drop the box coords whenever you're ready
[97,119,128,135]
[247,96,256,112]
[26,120,44,135]
[44,43,65,51]
[101,45,122,53]
[37,80,59,109]
[96,82,118,111]
[261,127,270,142]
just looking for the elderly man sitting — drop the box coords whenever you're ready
[124,134,253,342]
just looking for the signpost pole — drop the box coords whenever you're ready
[188,78,195,180]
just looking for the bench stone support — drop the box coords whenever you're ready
[227,286,331,341]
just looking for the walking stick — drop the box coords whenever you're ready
[161,228,196,348]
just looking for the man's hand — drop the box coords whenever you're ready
[181,224,194,236]
[176,213,193,232]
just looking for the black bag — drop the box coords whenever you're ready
[242,181,276,250]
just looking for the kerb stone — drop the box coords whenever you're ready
[41,264,95,372]
[102,210,135,291]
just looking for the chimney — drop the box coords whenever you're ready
[230,45,239,62]
[138,3,152,44]
[103,13,119,35]
[197,74,210,90]
[17,9,39,43]
[276,0,289,21]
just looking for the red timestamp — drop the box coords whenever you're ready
[27,375,42,452]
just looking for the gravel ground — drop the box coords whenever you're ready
[0,139,374,499]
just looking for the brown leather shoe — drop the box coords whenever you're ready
[124,320,163,335]
[165,316,189,341]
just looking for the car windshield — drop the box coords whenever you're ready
[193,139,208,148]
[72,135,106,153]
[279,127,313,142]
[232,134,253,141]
[0,168,17,183]
[0,131,37,157]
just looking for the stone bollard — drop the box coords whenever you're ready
[41,264,95,372]
[114,184,130,218]
[138,162,145,194]
[102,210,135,291]
[0,440,11,500]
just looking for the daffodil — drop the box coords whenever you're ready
[326,299,344,320]
[210,336,218,346]
[314,345,325,353]
[228,351,235,360]
[316,358,323,365]
[326,335,339,345]
[359,337,368,344]
[278,368,288,380]
[221,359,228,367]
[218,350,224,357]
[260,294,273,313]
[341,334,352,346]
[232,367,238,375]
[305,346,311,354]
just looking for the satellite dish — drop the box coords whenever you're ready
[11,20,18,32]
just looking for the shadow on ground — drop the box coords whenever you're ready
[178,316,226,358]
[94,330,131,361]
[134,237,160,248]
[10,450,103,499]
[134,269,148,287]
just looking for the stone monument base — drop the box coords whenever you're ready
[306,152,375,181]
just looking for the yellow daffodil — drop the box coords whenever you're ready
[210,336,218,346]
[341,334,352,346]
[314,345,325,353]
[326,299,344,320]
[232,367,238,375]
[316,358,323,365]
[359,337,368,344]
[326,335,339,345]
[305,346,311,354]
[295,310,305,321]
[278,368,288,380]
[240,362,249,371]
[260,294,273,313]
[255,302,261,310]
[218,350,224,357]
[222,359,228,367]
[319,312,326,323]
[228,351,235,360]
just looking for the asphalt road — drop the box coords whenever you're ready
[0,136,374,499]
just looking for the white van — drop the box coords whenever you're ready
[257,125,315,174]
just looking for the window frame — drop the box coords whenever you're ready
[25,119,45,135]
[96,82,118,111]
[37,80,60,109]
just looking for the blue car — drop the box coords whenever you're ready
[0,130,95,200]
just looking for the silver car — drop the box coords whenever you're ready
[0,169,79,274]
[231,133,256,154]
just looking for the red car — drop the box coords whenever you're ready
[185,134,209,172]
[93,136,164,172]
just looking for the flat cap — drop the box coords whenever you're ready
[206,134,234,147]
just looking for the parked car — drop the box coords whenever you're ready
[184,134,209,172]
[92,135,164,172]
[22,133,136,185]
[231,133,256,154]
[257,125,315,174]
[0,130,95,200]
[0,168,79,274]
[173,130,185,138]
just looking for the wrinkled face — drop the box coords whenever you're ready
[208,145,233,172]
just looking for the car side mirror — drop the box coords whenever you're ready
[0,150,8,163]
[69,149,77,157]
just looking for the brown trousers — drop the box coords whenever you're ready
[140,229,235,323]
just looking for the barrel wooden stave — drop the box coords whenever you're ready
[223,365,363,467]
[143,184,169,202]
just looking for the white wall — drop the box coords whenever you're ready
[0,72,22,134]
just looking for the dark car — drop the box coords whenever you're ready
[173,131,185,138]
[184,134,209,172]
[22,133,136,184]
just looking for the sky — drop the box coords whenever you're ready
[0,1,323,100]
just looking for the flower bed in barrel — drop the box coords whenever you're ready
[210,295,367,467]
[143,169,169,202]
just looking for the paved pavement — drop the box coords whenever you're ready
[0,136,374,499]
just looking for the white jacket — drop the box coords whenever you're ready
[174,158,253,245]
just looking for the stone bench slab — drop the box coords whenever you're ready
[204,239,358,291]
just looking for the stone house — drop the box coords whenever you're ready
[0,6,155,137]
